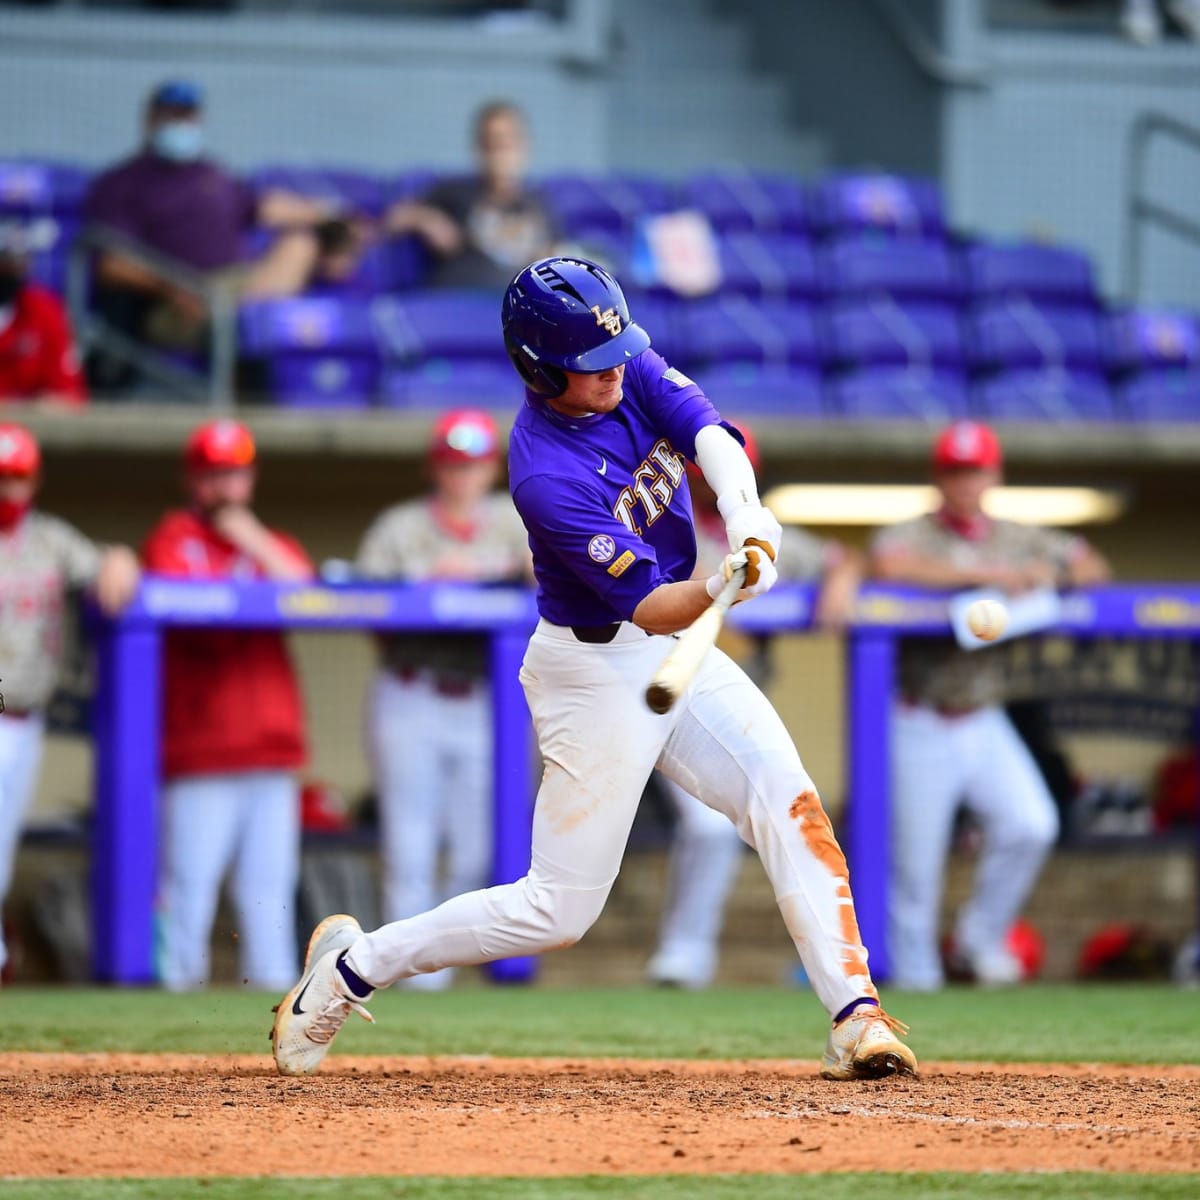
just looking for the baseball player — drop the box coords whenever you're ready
[273,256,916,1082]
[0,423,139,979]
[646,428,864,989]
[869,421,1110,990]
[356,408,532,990]
[142,419,313,991]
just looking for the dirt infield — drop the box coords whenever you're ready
[2,1053,1198,1177]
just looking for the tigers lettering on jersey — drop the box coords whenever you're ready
[612,439,685,536]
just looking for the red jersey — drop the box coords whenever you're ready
[0,284,87,404]
[141,508,310,780]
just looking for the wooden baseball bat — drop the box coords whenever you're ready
[644,566,746,715]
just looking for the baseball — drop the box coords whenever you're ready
[966,598,1008,642]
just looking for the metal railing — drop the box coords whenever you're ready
[66,224,238,409]
[1123,112,1200,303]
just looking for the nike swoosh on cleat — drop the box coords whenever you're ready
[596,457,607,476]
[291,978,314,1016]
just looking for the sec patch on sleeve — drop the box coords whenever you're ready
[588,534,616,564]
[607,550,636,578]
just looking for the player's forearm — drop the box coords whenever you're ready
[631,579,713,635]
[1065,547,1111,587]
[95,252,170,294]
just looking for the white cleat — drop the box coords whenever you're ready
[820,1004,918,1081]
[271,914,374,1076]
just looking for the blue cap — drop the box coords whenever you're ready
[149,80,204,111]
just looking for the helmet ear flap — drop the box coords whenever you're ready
[505,332,568,397]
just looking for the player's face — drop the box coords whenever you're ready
[432,458,499,507]
[187,466,256,512]
[550,364,626,418]
[0,475,36,503]
[936,466,998,518]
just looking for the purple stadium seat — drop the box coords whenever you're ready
[249,165,387,216]
[820,235,964,303]
[384,168,443,206]
[680,172,811,235]
[690,362,825,416]
[811,174,946,239]
[372,291,505,363]
[558,226,633,277]
[965,242,1098,307]
[973,369,1116,422]
[718,234,821,300]
[379,359,524,410]
[1119,371,1200,421]
[1109,310,1200,373]
[239,297,379,407]
[825,299,966,370]
[678,297,825,368]
[968,300,1107,373]
[540,173,674,236]
[828,367,970,422]
[0,161,54,215]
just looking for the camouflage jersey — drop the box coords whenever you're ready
[356,492,531,681]
[0,511,100,711]
[871,511,1085,712]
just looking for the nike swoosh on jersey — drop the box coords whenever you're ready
[596,457,608,476]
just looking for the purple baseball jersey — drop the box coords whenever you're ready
[509,348,737,626]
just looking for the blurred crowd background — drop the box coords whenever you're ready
[1,0,1198,992]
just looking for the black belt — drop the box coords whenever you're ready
[570,623,622,644]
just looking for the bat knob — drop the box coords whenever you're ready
[645,682,675,715]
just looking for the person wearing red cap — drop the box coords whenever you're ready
[869,421,1110,990]
[0,423,138,980]
[355,409,531,989]
[141,419,314,991]
[0,222,87,407]
[645,423,865,989]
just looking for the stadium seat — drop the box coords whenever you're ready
[827,366,970,422]
[1119,371,1200,421]
[810,173,946,239]
[819,235,964,303]
[824,299,966,370]
[384,168,442,206]
[690,362,825,416]
[718,233,821,300]
[238,296,379,407]
[680,171,811,234]
[968,300,1107,373]
[964,242,1098,308]
[540,173,674,236]
[1109,309,1200,373]
[379,358,524,410]
[973,369,1117,422]
[249,165,388,216]
[372,291,506,363]
[678,297,825,368]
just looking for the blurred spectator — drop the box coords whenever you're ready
[383,100,559,291]
[0,222,87,407]
[0,423,138,982]
[1120,0,1200,43]
[645,425,864,989]
[141,419,313,991]
[84,80,336,369]
[868,421,1110,991]
[355,409,532,989]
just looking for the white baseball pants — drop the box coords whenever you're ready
[347,619,877,1018]
[0,712,46,976]
[157,769,300,991]
[646,773,744,988]
[888,703,1059,990]
[367,669,493,990]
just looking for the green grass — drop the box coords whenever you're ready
[1,983,1198,1064]
[3,1176,1199,1199]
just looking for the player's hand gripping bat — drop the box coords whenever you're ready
[644,563,747,715]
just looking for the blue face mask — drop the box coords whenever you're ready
[152,121,204,163]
